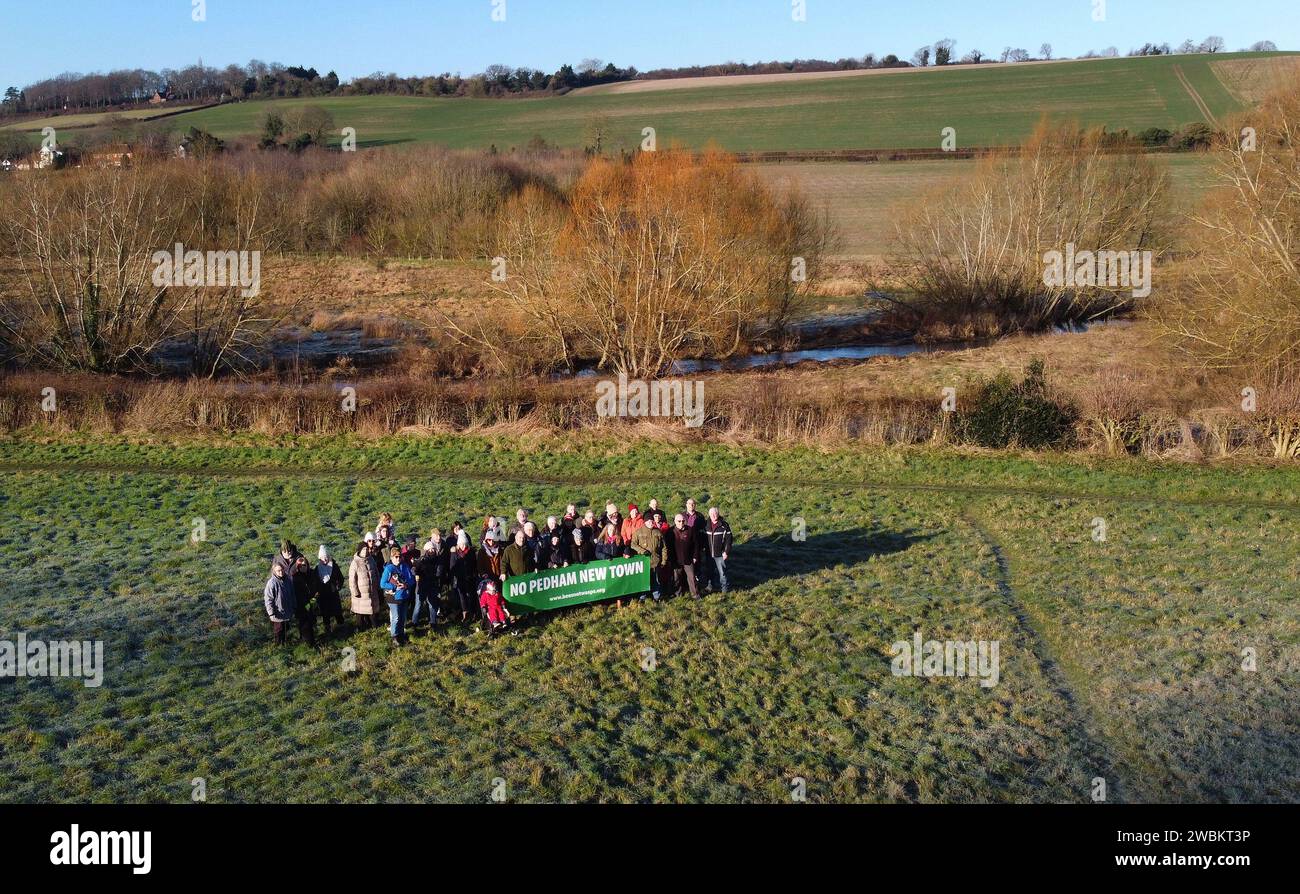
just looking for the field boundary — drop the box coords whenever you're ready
[3,458,1299,513]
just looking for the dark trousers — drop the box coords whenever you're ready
[272,620,289,645]
[674,564,699,599]
[296,611,316,646]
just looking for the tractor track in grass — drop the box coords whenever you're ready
[1174,64,1218,126]
[2,459,1298,514]
[959,509,1136,803]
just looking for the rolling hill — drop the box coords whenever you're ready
[154,51,1297,152]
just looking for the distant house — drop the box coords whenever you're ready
[148,90,172,105]
[82,144,133,168]
[34,145,64,169]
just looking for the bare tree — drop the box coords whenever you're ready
[0,166,186,371]
[893,122,1169,331]
[1148,77,1300,378]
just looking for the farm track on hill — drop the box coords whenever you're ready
[1174,64,1218,125]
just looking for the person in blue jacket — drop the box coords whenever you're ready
[380,546,416,646]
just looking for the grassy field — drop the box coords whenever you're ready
[757,154,1216,257]
[0,106,202,133]
[0,434,1296,803]
[162,53,1294,152]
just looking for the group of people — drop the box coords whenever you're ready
[262,498,735,647]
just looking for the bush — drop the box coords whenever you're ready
[1174,122,1216,150]
[1136,127,1174,147]
[958,359,1078,449]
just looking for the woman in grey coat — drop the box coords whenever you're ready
[264,561,297,645]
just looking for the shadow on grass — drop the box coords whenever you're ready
[732,525,934,590]
[492,525,933,635]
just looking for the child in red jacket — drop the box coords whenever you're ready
[479,579,511,632]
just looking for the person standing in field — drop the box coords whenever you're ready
[704,506,734,594]
[522,521,543,568]
[272,538,298,580]
[539,516,563,566]
[631,512,668,602]
[571,528,596,565]
[315,544,345,635]
[650,509,674,598]
[364,532,384,585]
[579,510,598,544]
[671,513,700,600]
[348,541,381,629]
[380,546,415,646]
[621,504,645,547]
[595,519,623,561]
[448,531,478,624]
[478,530,503,582]
[411,543,444,630]
[682,498,707,589]
[288,550,318,646]
[507,508,530,542]
[264,560,297,646]
[376,513,397,548]
[546,529,569,568]
[502,529,535,583]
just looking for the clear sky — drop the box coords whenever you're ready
[2,0,1296,88]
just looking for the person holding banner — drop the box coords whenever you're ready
[651,509,674,597]
[671,513,701,599]
[572,528,596,565]
[502,529,535,583]
[595,520,623,561]
[546,529,570,568]
[631,513,669,601]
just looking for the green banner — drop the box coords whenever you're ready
[503,556,652,613]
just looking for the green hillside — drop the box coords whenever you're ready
[163,52,1296,152]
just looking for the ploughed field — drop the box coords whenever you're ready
[0,436,1296,802]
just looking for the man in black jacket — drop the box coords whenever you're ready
[703,506,734,594]
[670,513,700,600]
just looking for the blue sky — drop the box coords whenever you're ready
[2,0,1296,88]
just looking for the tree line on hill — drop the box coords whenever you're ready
[2,35,1280,120]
